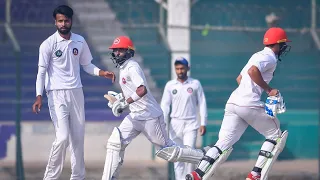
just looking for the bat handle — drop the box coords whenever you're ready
[117,109,123,113]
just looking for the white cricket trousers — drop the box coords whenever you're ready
[103,114,175,179]
[169,119,198,180]
[43,88,85,180]
[119,114,175,151]
[215,103,282,151]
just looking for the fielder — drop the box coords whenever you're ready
[161,57,207,180]
[101,36,205,180]
[183,27,291,180]
[32,5,115,180]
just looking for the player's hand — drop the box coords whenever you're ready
[199,126,206,136]
[100,71,116,83]
[32,96,42,114]
[267,88,279,96]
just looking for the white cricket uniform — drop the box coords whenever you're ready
[36,31,97,180]
[161,78,207,180]
[215,47,282,151]
[117,59,174,150]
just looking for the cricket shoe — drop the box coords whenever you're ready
[185,171,201,180]
[246,172,261,180]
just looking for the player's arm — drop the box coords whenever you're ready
[248,57,277,95]
[32,41,50,114]
[80,39,115,82]
[126,66,147,104]
[126,85,147,104]
[248,66,272,93]
[248,65,272,94]
[197,81,208,136]
[160,83,172,127]
[236,74,242,85]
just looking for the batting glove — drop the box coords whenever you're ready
[265,91,286,118]
[112,98,129,117]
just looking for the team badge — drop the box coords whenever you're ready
[55,50,62,57]
[187,87,193,93]
[122,77,126,84]
[172,89,177,94]
[73,48,78,55]
[113,38,120,44]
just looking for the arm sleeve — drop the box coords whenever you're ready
[160,83,172,125]
[128,65,145,88]
[79,39,93,65]
[36,42,50,96]
[82,63,100,76]
[197,81,208,126]
[38,41,50,68]
[36,66,46,96]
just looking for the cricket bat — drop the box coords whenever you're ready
[104,94,117,103]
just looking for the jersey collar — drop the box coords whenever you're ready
[175,77,190,84]
[55,31,75,42]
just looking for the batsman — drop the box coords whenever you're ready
[183,27,291,180]
[101,36,205,180]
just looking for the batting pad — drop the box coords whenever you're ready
[156,145,204,164]
[102,127,122,180]
[261,130,288,180]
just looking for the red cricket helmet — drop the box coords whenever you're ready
[263,27,291,45]
[109,36,135,50]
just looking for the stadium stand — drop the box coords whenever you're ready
[191,0,311,28]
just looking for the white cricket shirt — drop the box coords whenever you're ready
[37,31,93,94]
[161,78,208,126]
[119,59,163,120]
[227,47,278,106]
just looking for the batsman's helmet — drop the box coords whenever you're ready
[109,36,135,67]
[263,27,291,45]
[263,27,291,60]
[109,36,135,50]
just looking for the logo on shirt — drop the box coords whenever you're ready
[187,87,193,94]
[55,50,62,57]
[122,77,126,84]
[172,89,177,95]
[73,48,78,56]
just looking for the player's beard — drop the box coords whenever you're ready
[177,73,187,80]
[57,25,72,35]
